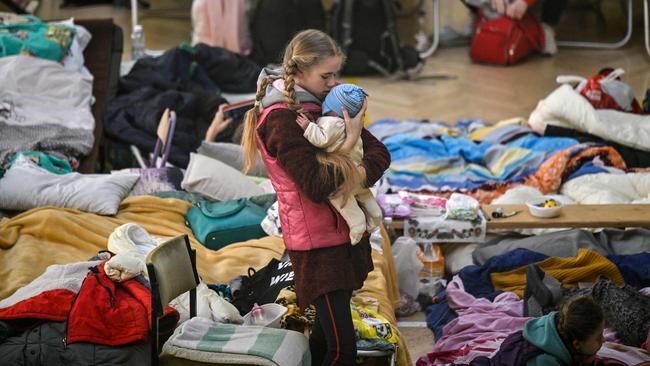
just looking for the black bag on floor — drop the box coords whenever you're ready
[330,0,421,76]
[249,0,326,66]
[230,253,294,315]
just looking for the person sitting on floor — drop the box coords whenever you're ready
[461,295,604,366]
[524,263,650,350]
[523,295,604,365]
[463,0,568,55]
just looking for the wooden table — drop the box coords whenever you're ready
[390,204,650,230]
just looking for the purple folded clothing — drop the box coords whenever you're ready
[377,193,411,218]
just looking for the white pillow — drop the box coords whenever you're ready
[197,141,268,177]
[0,156,139,215]
[181,153,264,201]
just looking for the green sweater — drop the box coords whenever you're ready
[523,312,572,366]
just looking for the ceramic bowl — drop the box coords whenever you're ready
[525,197,563,218]
[242,303,288,328]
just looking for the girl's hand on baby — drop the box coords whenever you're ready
[296,113,311,130]
[342,98,367,140]
[340,98,367,153]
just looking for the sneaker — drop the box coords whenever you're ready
[542,23,557,55]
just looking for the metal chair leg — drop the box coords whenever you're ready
[557,0,632,49]
[419,0,440,59]
[645,0,650,56]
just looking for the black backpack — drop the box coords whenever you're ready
[330,0,422,76]
[230,253,295,315]
[249,0,326,66]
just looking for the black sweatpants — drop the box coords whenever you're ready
[310,290,357,366]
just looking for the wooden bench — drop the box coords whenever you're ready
[390,204,650,230]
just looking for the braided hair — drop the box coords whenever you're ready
[241,29,344,173]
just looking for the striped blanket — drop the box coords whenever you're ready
[162,317,310,366]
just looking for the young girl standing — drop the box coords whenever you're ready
[241,29,390,365]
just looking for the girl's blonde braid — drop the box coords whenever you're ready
[240,75,278,173]
[283,59,307,114]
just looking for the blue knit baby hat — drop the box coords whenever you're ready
[322,83,369,118]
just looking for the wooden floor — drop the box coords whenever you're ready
[26,0,650,362]
[32,0,650,125]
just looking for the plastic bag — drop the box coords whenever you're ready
[351,305,398,344]
[556,68,642,113]
[170,282,244,325]
[392,236,423,299]
[445,193,479,221]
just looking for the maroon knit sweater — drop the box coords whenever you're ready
[258,109,390,202]
[258,108,391,308]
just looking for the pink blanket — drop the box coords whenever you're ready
[191,0,251,55]
[417,276,530,365]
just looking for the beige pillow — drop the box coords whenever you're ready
[0,156,139,215]
[181,153,264,201]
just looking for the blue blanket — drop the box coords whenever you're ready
[370,120,578,191]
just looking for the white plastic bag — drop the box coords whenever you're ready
[556,68,636,112]
[392,236,423,299]
[170,282,244,325]
[445,193,479,221]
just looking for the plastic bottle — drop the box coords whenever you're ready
[250,303,264,325]
[384,217,397,244]
[131,24,146,61]
[418,242,443,296]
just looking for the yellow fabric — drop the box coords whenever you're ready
[491,249,625,298]
[469,117,527,141]
[352,305,398,344]
[0,195,410,365]
[496,117,527,127]
[489,147,531,177]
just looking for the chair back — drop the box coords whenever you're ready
[146,235,199,314]
[150,109,177,168]
[146,234,199,366]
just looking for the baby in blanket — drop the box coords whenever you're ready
[296,83,382,244]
